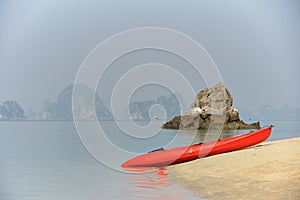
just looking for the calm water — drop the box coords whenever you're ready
[0,120,299,200]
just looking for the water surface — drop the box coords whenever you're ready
[0,120,298,199]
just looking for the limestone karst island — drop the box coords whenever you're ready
[162,83,260,130]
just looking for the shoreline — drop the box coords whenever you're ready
[168,137,300,200]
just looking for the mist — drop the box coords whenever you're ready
[0,0,299,117]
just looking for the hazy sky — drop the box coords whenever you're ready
[1,0,299,114]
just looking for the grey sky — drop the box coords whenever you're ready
[0,0,299,114]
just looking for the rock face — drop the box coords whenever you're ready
[188,82,233,114]
[129,100,156,120]
[0,100,26,120]
[56,84,112,120]
[127,93,181,120]
[40,99,57,120]
[39,84,112,120]
[162,83,260,130]
[157,93,182,119]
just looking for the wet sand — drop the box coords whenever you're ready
[168,137,300,200]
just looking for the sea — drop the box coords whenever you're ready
[0,120,299,200]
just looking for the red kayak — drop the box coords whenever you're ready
[122,125,273,168]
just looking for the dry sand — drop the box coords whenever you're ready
[168,137,300,200]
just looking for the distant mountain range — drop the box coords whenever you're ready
[0,84,299,121]
[0,84,112,120]
[0,84,182,121]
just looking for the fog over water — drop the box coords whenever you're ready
[0,0,299,117]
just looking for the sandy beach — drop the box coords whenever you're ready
[168,137,300,200]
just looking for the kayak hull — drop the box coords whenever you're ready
[122,126,273,168]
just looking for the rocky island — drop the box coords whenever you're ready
[40,84,112,120]
[162,83,260,130]
[0,100,26,120]
[127,93,181,120]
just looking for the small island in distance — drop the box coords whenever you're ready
[1,83,299,128]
